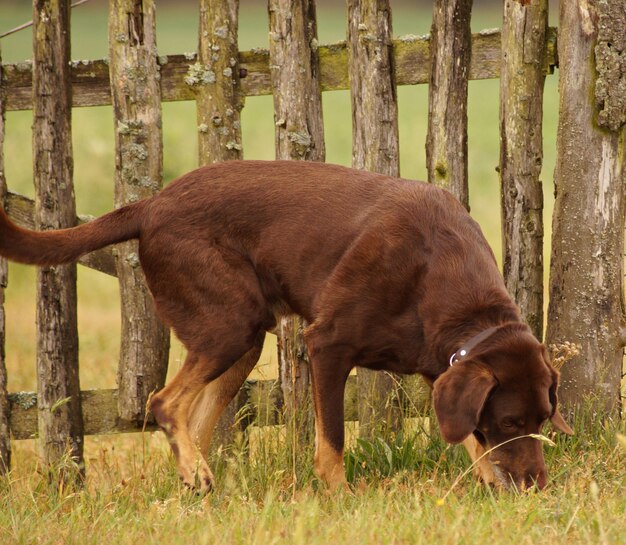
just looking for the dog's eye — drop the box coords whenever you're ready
[501,418,522,430]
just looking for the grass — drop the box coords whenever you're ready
[0,2,624,544]
[0,410,624,545]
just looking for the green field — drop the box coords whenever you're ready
[1,2,624,545]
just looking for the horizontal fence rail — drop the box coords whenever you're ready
[2,28,558,112]
[8,376,431,440]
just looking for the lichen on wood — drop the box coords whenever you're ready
[594,0,626,131]
[7,379,432,440]
[32,0,84,481]
[195,0,243,164]
[426,0,473,208]
[1,30,559,111]
[108,0,170,425]
[546,0,625,413]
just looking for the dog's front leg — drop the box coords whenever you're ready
[307,342,352,492]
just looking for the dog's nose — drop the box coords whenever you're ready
[522,469,547,491]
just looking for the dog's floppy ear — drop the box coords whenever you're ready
[547,367,574,435]
[540,347,574,435]
[433,362,497,444]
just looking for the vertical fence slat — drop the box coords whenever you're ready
[195,0,243,165]
[0,45,11,474]
[426,0,472,208]
[268,0,324,450]
[499,0,547,340]
[108,0,170,425]
[189,0,245,452]
[32,0,84,480]
[546,1,625,413]
[347,0,401,439]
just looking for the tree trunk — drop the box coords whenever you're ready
[426,0,472,208]
[108,0,170,426]
[268,0,324,452]
[32,0,84,483]
[195,0,243,164]
[499,0,548,340]
[546,0,625,413]
[0,45,11,475]
[347,0,402,440]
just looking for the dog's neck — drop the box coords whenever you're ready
[447,325,502,367]
[429,308,526,380]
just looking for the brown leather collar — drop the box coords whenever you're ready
[448,325,501,367]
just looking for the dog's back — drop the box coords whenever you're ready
[139,160,494,320]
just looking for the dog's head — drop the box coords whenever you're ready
[433,329,573,490]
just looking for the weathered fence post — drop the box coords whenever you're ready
[268,0,324,453]
[32,0,84,481]
[546,0,625,413]
[426,0,472,208]
[108,0,170,426]
[188,0,245,453]
[347,0,402,439]
[499,0,548,340]
[195,0,243,163]
[0,46,11,475]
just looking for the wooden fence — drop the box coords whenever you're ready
[0,0,623,478]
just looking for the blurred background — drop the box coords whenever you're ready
[0,0,560,393]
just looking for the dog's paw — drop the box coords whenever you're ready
[180,462,215,495]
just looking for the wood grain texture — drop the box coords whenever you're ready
[2,30,559,111]
[426,0,472,208]
[0,45,11,474]
[195,0,243,163]
[499,0,548,340]
[32,0,84,479]
[7,377,432,440]
[108,0,170,425]
[546,0,625,413]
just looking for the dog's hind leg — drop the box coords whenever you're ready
[141,243,270,493]
[149,351,229,492]
[187,332,264,457]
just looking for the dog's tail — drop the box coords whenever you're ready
[0,200,146,266]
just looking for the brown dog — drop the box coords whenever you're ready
[0,160,572,491]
